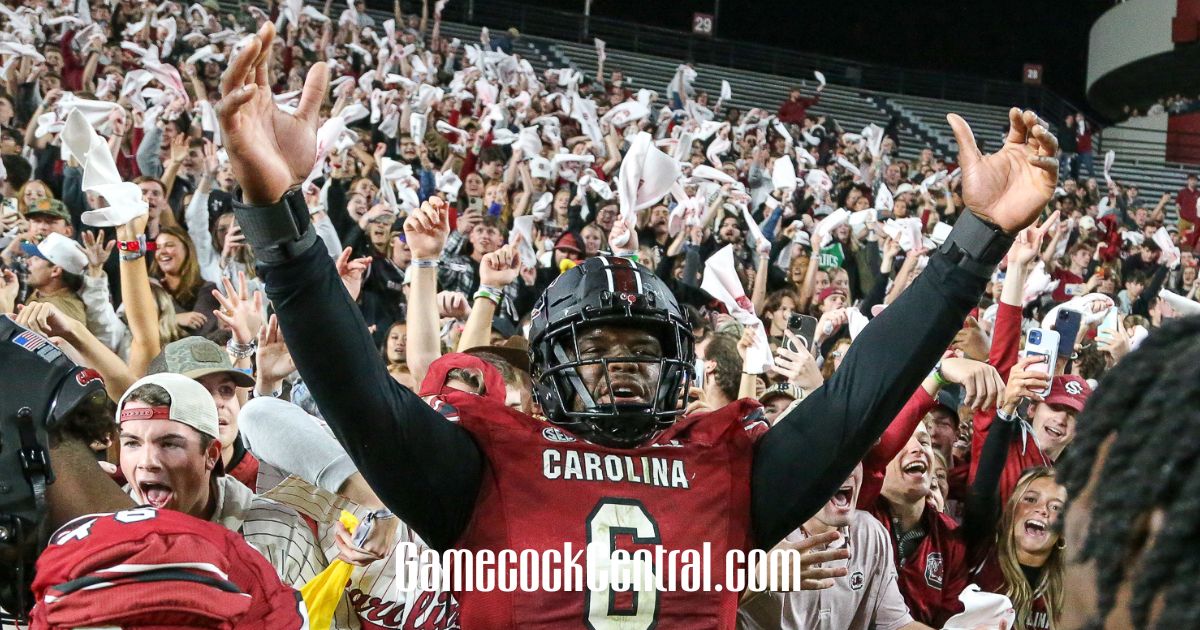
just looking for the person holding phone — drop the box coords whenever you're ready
[964,356,1070,630]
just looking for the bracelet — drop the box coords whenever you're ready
[932,365,950,387]
[226,338,257,360]
[474,287,502,305]
[117,236,155,253]
[119,251,146,262]
[411,258,439,268]
[615,252,639,263]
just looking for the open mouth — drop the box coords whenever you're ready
[831,485,853,509]
[902,460,928,480]
[1046,426,1065,439]
[1023,518,1049,539]
[138,481,174,509]
[600,383,648,405]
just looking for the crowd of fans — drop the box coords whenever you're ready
[1,0,1198,628]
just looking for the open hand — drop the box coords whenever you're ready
[948,108,1058,233]
[212,271,263,345]
[217,22,329,204]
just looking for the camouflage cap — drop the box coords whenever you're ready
[148,336,255,388]
[26,198,69,222]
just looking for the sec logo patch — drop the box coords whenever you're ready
[542,427,576,443]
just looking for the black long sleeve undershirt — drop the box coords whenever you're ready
[259,202,989,553]
[963,410,1016,551]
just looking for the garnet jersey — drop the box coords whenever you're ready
[971,552,1052,630]
[437,390,768,629]
[30,507,308,629]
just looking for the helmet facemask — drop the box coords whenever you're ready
[534,310,694,448]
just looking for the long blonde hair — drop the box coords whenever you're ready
[996,467,1065,630]
[151,282,184,347]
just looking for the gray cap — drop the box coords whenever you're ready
[148,336,255,388]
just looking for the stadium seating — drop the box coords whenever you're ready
[367,6,1194,214]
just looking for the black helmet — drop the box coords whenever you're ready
[0,316,109,619]
[528,256,694,447]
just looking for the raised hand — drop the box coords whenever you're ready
[480,244,520,287]
[216,22,330,205]
[937,357,1004,411]
[1008,210,1058,268]
[609,215,637,255]
[403,197,450,259]
[255,314,296,394]
[335,247,373,301]
[211,271,264,345]
[81,230,115,278]
[948,108,1059,233]
[1000,355,1050,414]
[771,332,824,391]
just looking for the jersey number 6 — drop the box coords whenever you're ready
[584,498,662,630]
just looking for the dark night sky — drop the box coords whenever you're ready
[518,0,1114,111]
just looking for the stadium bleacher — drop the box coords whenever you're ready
[383,6,1194,212]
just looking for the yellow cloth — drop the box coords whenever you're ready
[300,511,359,630]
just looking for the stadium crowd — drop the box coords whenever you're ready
[1,0,1198,629]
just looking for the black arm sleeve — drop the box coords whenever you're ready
[963,411,1015,550]
[751,252,985,547]
[259,240,483,551]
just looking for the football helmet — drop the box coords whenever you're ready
[0,316,109,620]
[528,256,694,447]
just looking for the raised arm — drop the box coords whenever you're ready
[116,214,161,376]
[458,245,520,351]
[752,107,1059,547]
[216,22,482,551]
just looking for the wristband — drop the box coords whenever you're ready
[117,236,155,253]
[478,284,504,295]
[411,258,439,268]
[615,252,639,263]
[937,211,1014,279]
[232,186,318,264]
[474,287,502,306]
[119,251,146,262]
[226,338,257,360]
[932,367,950,387]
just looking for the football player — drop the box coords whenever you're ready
[0,315,307,627]
[216,21,1058,627]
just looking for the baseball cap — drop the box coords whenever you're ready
[117,373,220,440]
[817,286,847,305]
[21,232,88,276]
[147,337,255,388]
[554,231,583,254]
[25,198,69,222]
[1043,374,1092,414]
[759,382,802,405]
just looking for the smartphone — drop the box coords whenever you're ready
[1097,308,1119,340]
[1023,328,1060,397]
[786,313,818,353]
[1052,309,1083,359]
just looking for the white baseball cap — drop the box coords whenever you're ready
[117,373,220,441]
[21,233,88,276]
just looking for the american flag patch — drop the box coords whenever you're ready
[13,330,63,362]
[13,330,48,351]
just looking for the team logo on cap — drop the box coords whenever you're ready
[1064,380,1084,396]
[75,369,103,387]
